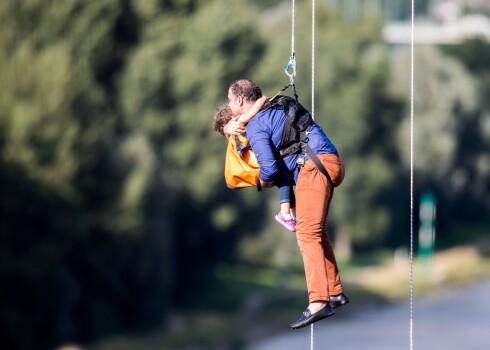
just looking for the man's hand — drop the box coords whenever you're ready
[260,180,274,188]
[224,119,246,135]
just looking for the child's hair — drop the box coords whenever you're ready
[213,105,234,136]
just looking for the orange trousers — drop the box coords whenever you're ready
[295,153,345,303]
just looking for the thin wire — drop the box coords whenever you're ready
[311,0,315,119]
[409,0,415,349]
[311,0,316,346]
[310,323,314,350]
[291,0,295,57]
[286,0,296,86]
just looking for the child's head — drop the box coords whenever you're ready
[213,105,234,136]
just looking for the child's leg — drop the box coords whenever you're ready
[279,185,293,219]
[280,202,292,217]
[277,185,296,232]
[289,186,296,219]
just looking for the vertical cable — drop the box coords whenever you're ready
[310,323,314,350]
[311,0,316,347]
[311,0,315,118]
[291,0,295,57]
[286,0,296,86]
[409,0,415,349]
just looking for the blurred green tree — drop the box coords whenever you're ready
[1,0,269,348]
[390,42,490,243]
[0,1,169,348]
[1,0,488,349]
[118,0,270,300]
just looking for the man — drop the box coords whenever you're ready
[225,79,349,329]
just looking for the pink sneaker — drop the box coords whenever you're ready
[275,212,296,232]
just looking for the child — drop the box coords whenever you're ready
[213,99,297,232]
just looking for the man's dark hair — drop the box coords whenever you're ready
[230,79,262,102]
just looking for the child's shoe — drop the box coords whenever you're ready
[275,212,296,232]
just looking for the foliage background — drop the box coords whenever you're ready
[0,0,489,349]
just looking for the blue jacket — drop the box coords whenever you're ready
[246,103,337,183]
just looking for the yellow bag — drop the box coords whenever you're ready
[224,134,260,189]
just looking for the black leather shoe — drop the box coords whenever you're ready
[329,293,349,309]
[290,304,335,329]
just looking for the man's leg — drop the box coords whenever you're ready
[318,153,345,296]
[296,159,335,302]
[321,186,342,296]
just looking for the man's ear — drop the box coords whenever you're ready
[237,96,243,106]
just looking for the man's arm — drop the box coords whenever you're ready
[247,119,279,185]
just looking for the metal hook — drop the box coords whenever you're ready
[285,54,296,84]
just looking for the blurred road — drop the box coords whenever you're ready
[249,280,490,350]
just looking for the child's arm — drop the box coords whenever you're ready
[236,95,268,124]
[223,119,246,136]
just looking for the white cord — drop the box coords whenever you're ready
[291,0,295,57]
[311,0,315,119]
[311,1,316,348]
[409,0,415,349]
[310,323,314,350]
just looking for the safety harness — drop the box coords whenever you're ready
[262,91,334,187]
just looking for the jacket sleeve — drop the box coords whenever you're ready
[247,120,279,183]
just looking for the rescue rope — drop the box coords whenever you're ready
[311,0,315,347]
[285,0,296,87]
[409,0,415,349]
[311,0,315,119]
[310,322,314,350]
[291,0,295,60]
